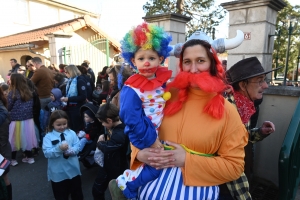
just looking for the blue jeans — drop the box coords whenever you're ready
[79,138,93,152]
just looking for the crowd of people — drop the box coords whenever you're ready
[0,22,279,200]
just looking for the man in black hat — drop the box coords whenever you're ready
[221,57,280,200]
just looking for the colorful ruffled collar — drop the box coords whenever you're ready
[125,67,172,91]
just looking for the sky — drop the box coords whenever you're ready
[68,0,299,42]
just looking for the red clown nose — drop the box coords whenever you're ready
[144,61,150,66]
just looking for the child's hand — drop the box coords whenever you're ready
[60,142,69,151]
[98,135,105,142]
[150,138,163,149]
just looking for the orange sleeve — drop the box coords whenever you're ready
[130,144,142,170]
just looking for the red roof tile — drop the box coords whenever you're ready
[0,15,120,51]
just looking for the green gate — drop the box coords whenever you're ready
[62,35,110,75]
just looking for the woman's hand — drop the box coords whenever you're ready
[137,141,186,170]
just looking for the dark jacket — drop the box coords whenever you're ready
[0,101,11,160]
[87,68,95,88]
[79,74,93,102]
[97,123,129,177]
[83,121,102,141]
[8,64,21,75]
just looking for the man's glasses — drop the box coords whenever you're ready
[247,77,270,86]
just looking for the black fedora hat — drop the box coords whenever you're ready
[226,57,282,84]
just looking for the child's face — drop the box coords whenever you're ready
[131,49,164,78]
[99,118,113,129]
[53,118,68,133]
[3,90,8,97]
[84,113,94,123]
[50,93,55,101]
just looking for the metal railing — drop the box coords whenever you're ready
[62,35,110,74]
[279,97,300,200]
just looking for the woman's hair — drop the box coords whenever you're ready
[100,66,109,75]
[9,73,32,101]
[54,73,65,83]
[78,64,88,75]
[0,87,7,108]
[108,66,118,86]
[65,65,81,78]
[179,39,223,79]
[96,102,120,123]
[47,110,69,132]
[108,65,132,90]
[59,64,67,70]
[48,64,59,72]
[102,80,110,93]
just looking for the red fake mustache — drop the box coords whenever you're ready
[167,71,226,93]
[138,67,157,74]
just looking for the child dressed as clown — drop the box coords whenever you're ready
[114,22,173,199]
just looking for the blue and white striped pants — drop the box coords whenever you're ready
[138,167,219,200]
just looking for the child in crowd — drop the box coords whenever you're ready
[44,88,64,133]
[8,74,37,166]
[42,110,83,200]
[0,83,9,98]
[92,102,129,200]
[111,22,173,199]
[78,109,101,152]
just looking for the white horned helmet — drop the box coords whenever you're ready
[170,30,244,57]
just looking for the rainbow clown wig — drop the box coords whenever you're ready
[120,22,173,69]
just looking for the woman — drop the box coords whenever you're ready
[112,39,248,199]
[107,65,131,108]
[0,87,12,199]
[48,64,59,72]
[53,72,68,96]
[61,65,87,133]
[96,66,109,85]
[92,81,110,106]
[77,64,93,102]
[8,74,37,165]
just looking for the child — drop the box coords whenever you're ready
[8,74,38,166]
[43,88,64,134]
[91,103,129,200]
[78,109,100,152]
[111,22,173,199]
[42,110,83,200]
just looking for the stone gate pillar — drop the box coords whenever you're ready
[143,13,191,77]
[221,0,286,74]
[221,0,286,186]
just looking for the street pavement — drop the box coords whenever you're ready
[8,151,112,200]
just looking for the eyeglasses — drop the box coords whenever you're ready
[247,77,270,86]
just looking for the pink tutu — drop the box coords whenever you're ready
[9,118,38,151]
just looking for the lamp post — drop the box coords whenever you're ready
[283,19,296,86]
[296,46,300,82]
[274,29,281,79]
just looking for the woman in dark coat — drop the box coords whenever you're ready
[0,87,12,199]
[61,65,87,133]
